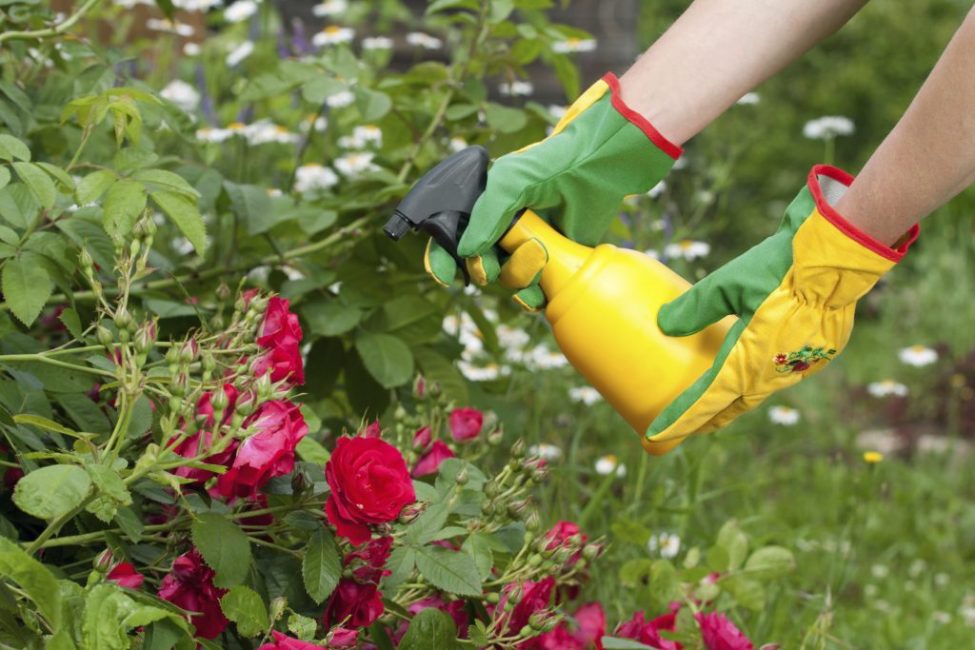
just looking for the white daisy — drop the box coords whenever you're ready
[933,611,952,625]
[326,90,355,108]
[569,386,601,405]
[768,405,800,426]
[195,127,233,143]
[299,114,329,133]
[871,564,890,579]
[552,38,597,53]
[338,125,382,149]
[528,443,562,461]
[312,0,347,17]
[363,36,394,50]
[528,344,568,370]
[146,18,195,37]
[334,151,379,177]
[457,360,510,382]
[736,92,760,105]
[244,121,297,145]
[898,345,938,367]
[226,40,254,67]
[449,137,468,153]
[224,0,258,23]
[183,42,202,56]
[496,324,530,350]
[867,380,908,398]
[172,0,221,9]
[595,454,626,477]
[294,164,339,193]
[548,105,567,121]
[313,26,355,48]
[647,533,681,559]
[406,32,442,50]
[803,116,855,140]
[160,80,200,112]
[643,248,660,260]
[499,80,533,97]
[664,239,710,261]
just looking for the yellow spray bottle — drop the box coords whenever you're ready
[385,147,732,454]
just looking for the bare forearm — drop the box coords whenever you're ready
[619,0,868,144]
[837,8,975,244]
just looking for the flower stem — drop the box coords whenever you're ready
[0,353,115,378]
[0,0,102,45]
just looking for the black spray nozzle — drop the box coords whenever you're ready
[384,146,491,283]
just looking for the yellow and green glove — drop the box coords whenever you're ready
[645,165,920,453]
[425,73,682,310]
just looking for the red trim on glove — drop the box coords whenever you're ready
[807,164,919,263]
[601,73,683,160]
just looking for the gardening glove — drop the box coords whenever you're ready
[644,165,919,454]
[425,72,682,311]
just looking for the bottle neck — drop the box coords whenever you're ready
[498,210,592,297]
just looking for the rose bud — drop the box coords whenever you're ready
[511,438,526,458]
[216,283,231,301]
[412,375,427,399]
[582,543,603,561]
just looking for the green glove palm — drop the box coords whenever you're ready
[425,73,681,310]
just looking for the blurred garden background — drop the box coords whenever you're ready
[0,0,974,647]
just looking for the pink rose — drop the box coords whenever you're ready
[107,562,144,589]
[695,612,753,650]
[253,296,304,387]
[172,385,239,485]
[258,630,322,650]
[527,602,605,650]
[326,627,358,648]
[158,549,228,640]
[214,399,308,500]
[448,407,483,441]
[324,436,416,544]
[616,608,682,650]
[412,426,432,450]
[412,440,455,477]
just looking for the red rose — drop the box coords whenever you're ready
[158,549,228,640]
[544,521,586,551]
[172,385,239,485]
[322,579,384,629]
[527,602,605,650]
[498,578,555,637]
[412,440,455,478]
[361,420,382,438]
[324,436,416,544]
[107,562,144,589]
[345,536,393,583]
[214,399,308,500]
[253,296,304,387]
[449,407,483,441]
[616,608,681,650]
[258,630,322,650]
[695,612,753,650]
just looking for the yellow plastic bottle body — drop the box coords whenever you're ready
[500,210,732,455]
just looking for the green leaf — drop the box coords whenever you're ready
[398,608,458,650]
[102,179,147,239]
[722,575,766,611]
[304,299,362,337]
[220,585,269,638]
[76,170,117,205]
[0,167,9,192]
[287,612,318,640]
[489,0,514,22]
[12,162,56,209]
[224,182,274,235]
[36,163,75,192]
[354,87,392,122]
[384,546,416,590]
[296,436,330,465]
[301,77,346,105]
[412,347,468,403]
[462,534,494,580]
[13,464,92,520]
[426,0,478,14]
[12,414,84,438]
[0,134,30,162]
[302,528,341,604]
[190,513,252,588]
[355,332,414,389]
[150,190,206,253]
[58,307,83,339]
[0,253,54,326]
[414,546,481,597]
[716,520,749,571]
[484,103,527,134]
[0,537,61,628]
[86,463,132,505]
[82,584,137,650]
[132,169,200,199]
[744,546,796,579]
